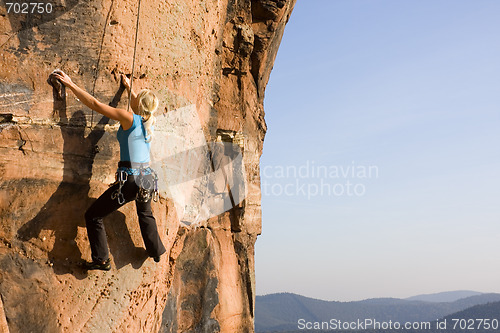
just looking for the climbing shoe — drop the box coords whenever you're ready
[83,258,111,271]
[154,256,161,263]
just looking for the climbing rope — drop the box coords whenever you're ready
[127,0,142,113]
[90,0,141,128]
[91,0,115,129]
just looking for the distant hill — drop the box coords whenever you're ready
[255,292,500,333]
[384,301,500,333]
[436,301,500,332]
[406,290,483,303]
[276,301,500,333]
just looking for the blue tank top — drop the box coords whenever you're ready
[116,114,151,163]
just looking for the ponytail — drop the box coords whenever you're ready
[142,113,156,143]
[136,89,159,143]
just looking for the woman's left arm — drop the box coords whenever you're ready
[51,70,133,124]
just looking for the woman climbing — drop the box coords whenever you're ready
[50,70,166,271]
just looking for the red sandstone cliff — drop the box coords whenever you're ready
[0,0,295,332]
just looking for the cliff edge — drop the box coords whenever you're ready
[0,0,295,332]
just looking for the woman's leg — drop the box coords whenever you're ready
[135,194,166,259]
[84,181,135,263]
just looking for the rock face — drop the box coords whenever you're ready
[0,0,295,332]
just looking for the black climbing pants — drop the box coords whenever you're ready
[84,174,166,263]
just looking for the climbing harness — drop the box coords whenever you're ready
[111,162,159,204]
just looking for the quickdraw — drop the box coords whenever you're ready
[151,168,159,202]
[111,169,128,205]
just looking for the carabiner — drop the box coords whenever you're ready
[117,192,125,205]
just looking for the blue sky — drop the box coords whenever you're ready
[255,0,500,301]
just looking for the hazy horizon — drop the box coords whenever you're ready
[255,289,492,303]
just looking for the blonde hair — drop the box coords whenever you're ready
[135,89,159,143]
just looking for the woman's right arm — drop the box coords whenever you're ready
[121,74,139,113]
